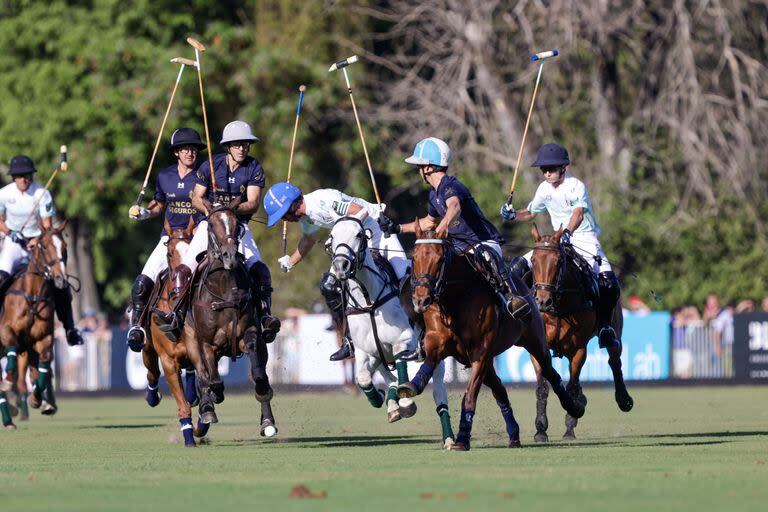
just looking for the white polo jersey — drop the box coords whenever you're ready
[0,181,55,238]
[299,189,380,235]
[527,173,600,236]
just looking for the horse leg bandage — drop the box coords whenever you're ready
[395,360,409,385]
[497,400,520,441]
[4,347,17,373]
[359,383,384,408]
[179,417,195,447]
[35,362,51,394]
[456,405,475,446]
[0,393,13,426]
[410,360,436,393]
[436,404,454,442]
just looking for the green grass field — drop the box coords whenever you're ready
[1,385,767,511]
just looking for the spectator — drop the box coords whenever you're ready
[702,294,720,324]
[626,295,651,314]
[735,299,755,314]
[762,297,768,313]
[78,307,98,333]
[711,303,734,360]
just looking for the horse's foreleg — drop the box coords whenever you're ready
[397,332,443,398]
[0,329,19,393]
[452,357,491,451]
[483,367,520,448]
[564,348,587,440]
[607,346,633,413]
[245,332,277,438]
[33,338,56,416]
[430,361,454,448]
[16,351,29,421]
[524,328,584,420]
[142,345,162,408]
[160,355,195,447]
[356,352,385,409]
[183,368,198,407]
[529,354,549,442]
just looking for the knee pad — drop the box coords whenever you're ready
[131,274,155,305]
[509,256,530,282]
[319,272,343,311]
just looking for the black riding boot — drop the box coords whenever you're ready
[597,271,621,349]
[157,264,192,342]
[476,245,531,322]
[52,286,83,346]
[509,256,532,288]
[249,262,281,343]
[319,272,354,361]
[126,274,154,352]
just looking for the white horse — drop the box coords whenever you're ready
[328,212,454,448]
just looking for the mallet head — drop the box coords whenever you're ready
[328,55,358,72]
[186,37,207,52]
[531,49,558,61]
[60,145,68,172]
[171,57,198,68]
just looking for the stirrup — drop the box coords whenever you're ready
[66,329,84,347]
[598,326,620,349]
[398,343,425,362]
[260,315,281,343]
[126,326,146,352]
[330,338,354,361]
[506,296,532,322]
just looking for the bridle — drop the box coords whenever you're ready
[30,233,66,282]
[532,240,583,315]
[411,238,453,302]
[206,209,241,262]
[328,217,369,278]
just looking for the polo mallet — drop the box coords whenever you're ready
[19,146,69,231]
[282,85,306,256]
[329,55,382,205]
[130,57,196,217]
[506,49,559,206]
[187,37,216,196]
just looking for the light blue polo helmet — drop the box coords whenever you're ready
[263,182,302,227]
[404,137,451,167]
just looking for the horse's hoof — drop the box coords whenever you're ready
[194,417,210,438]
[260,419,278,438]
[508,439,522,448]
[40,401,57,416]
[563,432,577,441]
[568,403,585,419]
[443,437,455,450]
[200,411,218,424]
[616,392,634,412]
[534,432,549,443]
[3,423,16,431]
[184,441,197,448]
[29,395,41,409]
[7,403,19,418]
[398,398,417,419]
[396,382,418,399]
[579,394,588,407]
[448,442,469,451]
[145,390,162,408]
[387,407,402,423]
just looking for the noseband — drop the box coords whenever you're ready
[411,238,452,300]
[207,211,241,262]
[532,241,568,313]
[33,236,65,281]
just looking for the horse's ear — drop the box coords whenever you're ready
[163,216,173,236]
[55,218,68,234]
[552,225,564,243]
[531,222,541,242]
[228,197,243,211]
[414,217,422,237]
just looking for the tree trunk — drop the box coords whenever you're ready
[65,218,100,319]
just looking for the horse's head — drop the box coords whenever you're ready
[33,219,69,289]
[207,198,242,270]
[328,210,369,280]
[411,218,450,314]
[530,223,566,313]
[164,216,195,278]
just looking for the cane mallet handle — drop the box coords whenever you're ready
[282,85,307,256]
[508,49,558,201]
[20,145,68,230]
[189,37,216,196]
[186,37,207,52]
[134,59,187,213]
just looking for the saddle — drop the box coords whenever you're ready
[561,244,599,305]
[371,251,399,290]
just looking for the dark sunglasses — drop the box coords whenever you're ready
[541,166,563,174]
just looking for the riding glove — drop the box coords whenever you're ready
[378,213,400,236]
[278,255,293,273]
[500,203,516,221]
[562,229,572,244]
[9,231,27,245]
[128,206,151,220]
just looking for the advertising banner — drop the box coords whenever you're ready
[734,312,768,380]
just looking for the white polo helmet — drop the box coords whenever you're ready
[220,120,260,145]
[404,137,451,167]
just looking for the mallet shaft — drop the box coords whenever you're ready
[507,62,544,202]
[19,146,67,230]
[137,63,185,206]
[282,85,306,256]
[194,47,216,195]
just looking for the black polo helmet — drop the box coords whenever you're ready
[531,142,570,167]
[169,128,206,152]
[8,155,36,176]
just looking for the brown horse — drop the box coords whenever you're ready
[183,201,277,437]
[0,221,69,429]
[140,216,206,447]
[398,222,584,450]
[529,225,633,441]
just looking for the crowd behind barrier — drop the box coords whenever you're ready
[2,301,768,391]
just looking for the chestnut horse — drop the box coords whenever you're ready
[140,217,205,447]
[398,223,584,450]
[0,221,70,429]
[530,225,633,442]
[183,201,277,437]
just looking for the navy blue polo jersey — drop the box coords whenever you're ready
[195,153,265,222]
[154,164,203,236]
[427,175,504,251]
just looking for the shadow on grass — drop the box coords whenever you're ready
[474,439,731,450]
[78,423,166,429]
[214,434,436,448]
[648,430,768,439]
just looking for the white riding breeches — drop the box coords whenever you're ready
[0,238,28,274]
[140,236,193,282]
[524,232,612,274]
[367,223,410,280]
[181,220,262,271]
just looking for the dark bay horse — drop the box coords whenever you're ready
[0,221,70,429]
[398,223,584,450]
[183,201,277,437]
[530,225,633,441]
[140,217,205,447]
